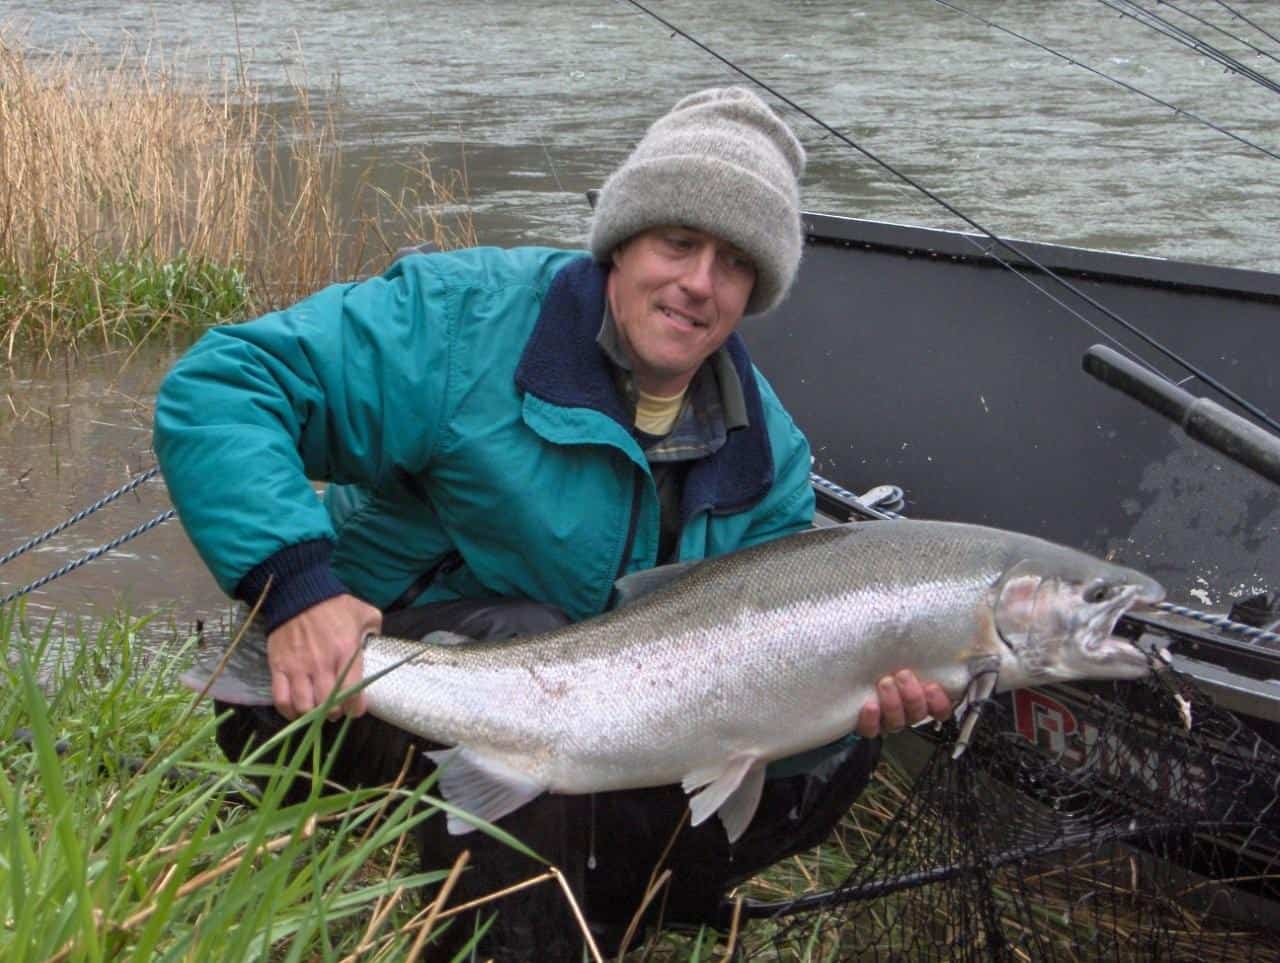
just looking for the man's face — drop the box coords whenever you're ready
[607,226,756,397]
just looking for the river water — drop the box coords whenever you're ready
[1,0,1277,627]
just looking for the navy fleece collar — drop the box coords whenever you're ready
[514,256,774,518]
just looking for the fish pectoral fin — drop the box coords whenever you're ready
[611,559,702,608]
[425,748,546,835]
[953,657,1001,760]
[684,754,765,840]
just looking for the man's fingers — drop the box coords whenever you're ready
[855,699,881,739]
[342,690,368,719]
[336,649,367,719]
[895,669,929,725]
[309,667,341,721]
[924,682,952,722]
[290,676,317,720]
[273,674,295,721]
[877,675,905,732]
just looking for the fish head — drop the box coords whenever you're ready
[991,551,1165,686]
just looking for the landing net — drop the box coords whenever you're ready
[744,667,1280,961]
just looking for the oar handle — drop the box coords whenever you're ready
[1083,344,1280,488]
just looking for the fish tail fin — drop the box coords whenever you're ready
[180,617,275,706]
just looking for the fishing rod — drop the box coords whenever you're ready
[617,0,1280,437]
[1157,0,1280,67]
[931,0,1280,162]
[1098,0,1280,95]
[1211,0,1280,50]
[1101,0,1280,90]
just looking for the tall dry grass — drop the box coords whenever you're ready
[0,30,474,355]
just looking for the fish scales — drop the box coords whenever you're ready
[356,523,1116,789]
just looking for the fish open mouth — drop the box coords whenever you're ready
[1090,581,1167,668]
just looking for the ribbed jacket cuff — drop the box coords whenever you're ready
[234,539,348,634]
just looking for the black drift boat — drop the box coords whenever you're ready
[736,212,1280,958]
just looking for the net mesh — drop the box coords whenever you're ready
[745,666,1280,961]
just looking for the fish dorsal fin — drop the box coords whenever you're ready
[425,748,547,835]
[683,754,766,843]
[179,621,274,706]
[611,559,702,608]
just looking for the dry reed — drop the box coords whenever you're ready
[0,29,473,354]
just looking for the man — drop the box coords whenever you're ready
[155,86,949,958]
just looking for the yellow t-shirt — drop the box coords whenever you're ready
[634,387,687,437]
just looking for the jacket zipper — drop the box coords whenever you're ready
[612,471,645,586]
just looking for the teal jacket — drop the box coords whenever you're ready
[153,247,816,631]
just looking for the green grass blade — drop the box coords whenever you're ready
[15,647,101,960]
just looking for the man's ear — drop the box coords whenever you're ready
[610,235,632,268]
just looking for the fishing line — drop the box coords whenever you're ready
[1210,0,1280,51]
[1157,0,1280,67]
[1099,0,1280,95]
[618,0,1280,436]
[932,0,1280,162]
[1109,0,1280,92]
[1101,0,1280,91]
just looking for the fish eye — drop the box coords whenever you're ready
[1083,581,1116,604]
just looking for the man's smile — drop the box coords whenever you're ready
[658,303,710,330]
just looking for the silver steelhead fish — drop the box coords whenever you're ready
[183,520,1165,843]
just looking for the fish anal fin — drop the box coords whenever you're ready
[426,748,547,835]
[718,761,766,844]
[684,754,763,833]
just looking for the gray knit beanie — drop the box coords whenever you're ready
[589,86,806,316]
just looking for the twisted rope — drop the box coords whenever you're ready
[1155,600,1280,648]
[0,509,175,606]
[0,466,162,568]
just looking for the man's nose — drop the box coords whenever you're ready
[679,246,716,298]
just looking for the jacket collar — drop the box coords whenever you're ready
[515,256,774,518]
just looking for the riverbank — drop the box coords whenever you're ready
[0,607,887,960]
[0,32,471,353]
[0,608,460,961]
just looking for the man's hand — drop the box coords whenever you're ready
[855,669,952,738]
[266,594,381,720]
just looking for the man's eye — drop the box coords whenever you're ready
[663,235,693,251]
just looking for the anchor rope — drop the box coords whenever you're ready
[932,0,1280,162]
[0,466,162,568]
[0,509,175,607]
[618,0,1280,437]
[1155,599,1280,647]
